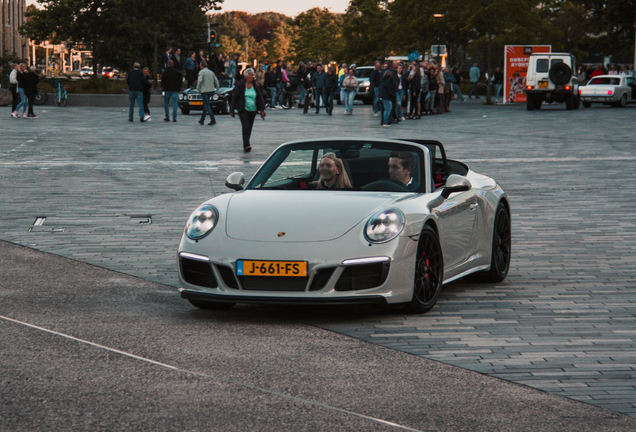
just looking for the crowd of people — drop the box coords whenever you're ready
[584,63,635,81]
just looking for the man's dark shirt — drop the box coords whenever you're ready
[371,68,382,88]
[312,71,326,89]
[127,69,145,92]
[162,67,182,92]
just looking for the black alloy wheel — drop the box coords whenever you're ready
[465,202,511,283]
[484,203,511,282]
[407,225,444,314]
[188,299,236,310]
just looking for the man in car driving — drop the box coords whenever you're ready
[388,151,417,190]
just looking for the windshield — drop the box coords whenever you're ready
[588,77,621,86]
[354,68,373,79]
[247,140,426,193]
[218,78,233,88]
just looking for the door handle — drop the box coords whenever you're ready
[470,203,479,210]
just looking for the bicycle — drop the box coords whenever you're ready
[54,78,68,107]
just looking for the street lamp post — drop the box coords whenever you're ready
[434,14,443,67]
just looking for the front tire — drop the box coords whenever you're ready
[180,108,190,115]
[406,226,444,314]
[188,299,236,310]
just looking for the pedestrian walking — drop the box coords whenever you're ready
[442,67,454,112]
[468,63,481,99]
[256,64,265,86]
[380,71,395,126]
[395,63,406,121]
[196,60,219,126]
[493,67,503,102]
[231,68,266,153]
[172,48,182,71]
[297,62,307,108]
[14,63,28,118]
[342,67,357,115]
[127,63,149,122]
[160,47,172,73]
[419,66,429,117]
[338,63,347,103]
[325,66,338,115]
[265,65,278,109]
[142,67,152,118]
[371,61,382,116]
[311,64,327,114]
[18,66,40,119]
[185,51,197,88]
[162,60,182,122]
[9,64,21,118]
[451,67,466,102]
[424,66,438,115]
[228,54,238,79]
[436,67,446,114]
[407,64,421,118]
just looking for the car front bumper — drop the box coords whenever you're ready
[177,230,419,306]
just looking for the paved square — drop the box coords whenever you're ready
[2,99,635,416]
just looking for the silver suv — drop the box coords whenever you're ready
[525,53,580,111]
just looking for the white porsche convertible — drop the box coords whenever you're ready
[178,139,511,314]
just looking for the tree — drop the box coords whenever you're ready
[341,0,389,64]
[267,22,295,63]
[292,8,343,63]
[20,0,222,81]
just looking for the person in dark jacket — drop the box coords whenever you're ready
[311,64,327,114]
[18,66,40,119]
[142,68,152,118]
[407,64,421,118]
[162,60,182,122]
[160,47,172,73]
[127,62,147,122]
[231,68,266,152]
[370,61,382,115]
[184,52,197,88]
[324,66,339,115]
[379,71,396,126]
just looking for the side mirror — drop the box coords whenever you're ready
[225,172,245,191]
[441,174,471,198]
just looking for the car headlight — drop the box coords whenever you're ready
[178,93,184,100]
[361,81,370,87]
[364,209,405,243]
[212,94,219,101]
[185,204,219,240]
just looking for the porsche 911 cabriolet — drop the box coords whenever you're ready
[178,138,511,314]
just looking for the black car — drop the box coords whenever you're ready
[178,77,235,115]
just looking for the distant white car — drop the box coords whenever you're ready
[79,66,93,77]
[579,75,636,108]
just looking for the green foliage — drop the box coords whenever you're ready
[340,0,389,64]
[20,0,222,76]
[293,8,343,63]
[267,22,295,62]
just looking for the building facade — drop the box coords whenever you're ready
[1,0,28,59]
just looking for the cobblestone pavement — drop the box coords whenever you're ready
[2,100,635,416]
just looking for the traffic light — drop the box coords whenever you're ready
[209,30,217,44]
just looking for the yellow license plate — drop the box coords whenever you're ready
[237,260,307,277]
[190,101,203,106]
[538,81,548,88]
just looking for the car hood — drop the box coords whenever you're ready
[225,190,406,242]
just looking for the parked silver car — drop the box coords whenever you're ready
[579,75,636,108]
[178,138,511,314]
